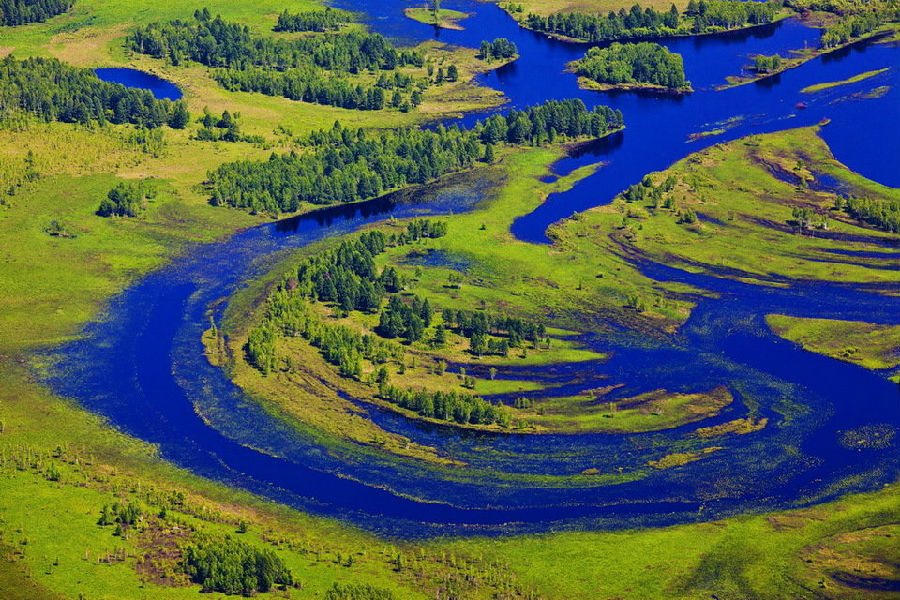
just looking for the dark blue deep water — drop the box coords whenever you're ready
[47,3,900,538]
[94,67,183,100]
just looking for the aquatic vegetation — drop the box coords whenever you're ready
[800,67,890,93]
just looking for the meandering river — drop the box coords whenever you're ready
[55,2,899,537]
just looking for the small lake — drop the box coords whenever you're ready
[94,67,183,100]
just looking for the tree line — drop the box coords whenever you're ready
[477,98,624,146]
[478,38,518,61]
[378,383,508,426]
[0,0,72,26]
[208,100,622,215]
[834,195,900,233]
[273,7,352,32]
[575,42,688,89]
[523,0,779,42]
[0,56,189,128]
[129,11,426,111]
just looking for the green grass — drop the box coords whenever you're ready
[800,67,891,93]
[403,7,469,29]
[434,483,900,600]
[766,315,900,372]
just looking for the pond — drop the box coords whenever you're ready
[94,67,183,100]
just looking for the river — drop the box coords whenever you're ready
[49,2,900,537]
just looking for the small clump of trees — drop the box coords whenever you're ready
[181,535,294,595]
[273,7,352,32]
[478,38,518,61]
[194,108,264,144]
[97,180,157,217]
[575,42,689,90]
[752,53,782,73]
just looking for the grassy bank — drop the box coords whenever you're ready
[403,7,469,30]
[766,315,900,377]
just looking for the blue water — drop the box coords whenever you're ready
[94,67,183,100]
[45,4,900,537]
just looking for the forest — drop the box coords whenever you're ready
[575,42,688,89]
[208,99,623,214]
[273,7,352,32]
[0,56,189,128]
[0,0,72,25]
[129,11,426,110]
[523,0,779,42]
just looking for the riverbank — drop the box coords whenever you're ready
[577,75,694,95]
[403,7,469,29]
[717,24,899,90]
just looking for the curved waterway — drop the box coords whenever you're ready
[46,3,899,537]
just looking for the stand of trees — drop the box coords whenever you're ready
[0,0,73,26]
[213,66,390,111]
[785,0,900,48]
[182,535,294,595]
[97,181,154,217]
[0,56,189,128]
[441,308,546,355]
[378,384,508,426]
[129,11,425,111]
[208,122,480,214]
[575,42,688,89]
[476,98,624,145]
[273,8,352,32]
[523,0,779,42]
[834,195,900,233]
[752,53,783,72]
[819,12,888,47]
[478,38,518,60]
[208,100,622,215]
